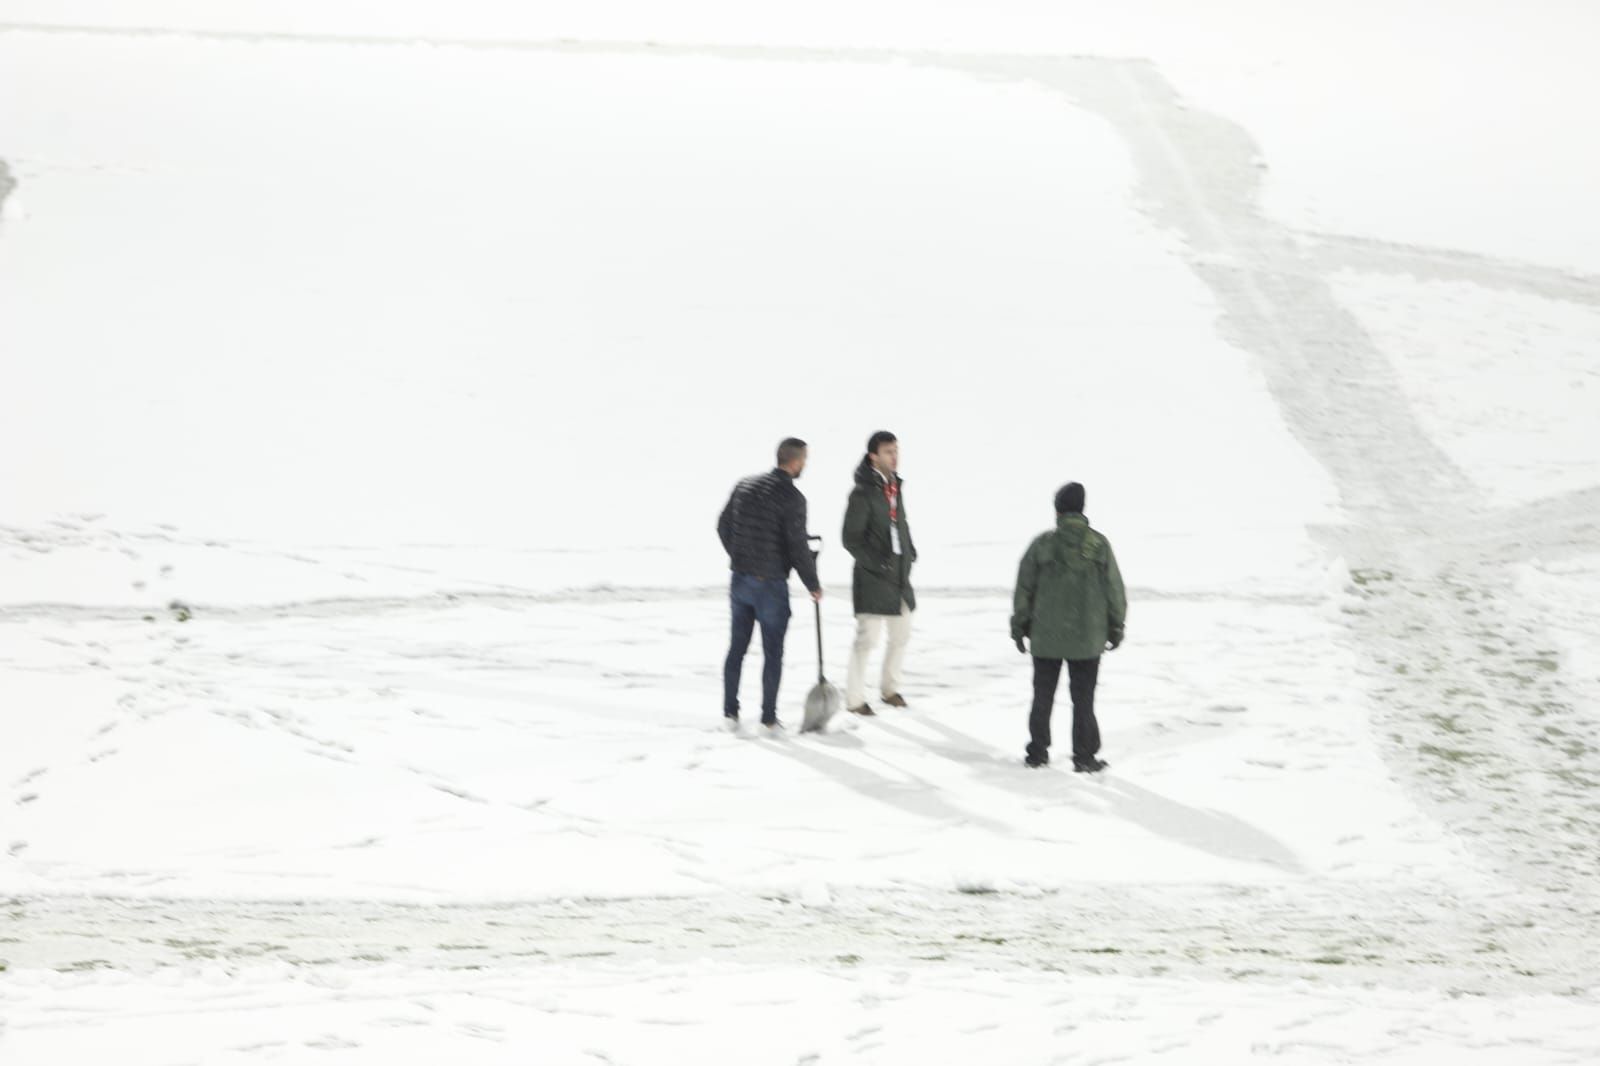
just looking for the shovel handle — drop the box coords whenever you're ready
[814,599,825,683]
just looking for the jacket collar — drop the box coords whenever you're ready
[1055,512,1089,530]
[855,454,902,489]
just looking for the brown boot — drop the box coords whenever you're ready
[881,693,908,708]
[847,703,876,716]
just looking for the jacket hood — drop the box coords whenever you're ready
[855,454,902,489]
[1046,513,1099,563]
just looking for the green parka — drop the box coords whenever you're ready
[842,456,917,615]
[1011,514,1126,660]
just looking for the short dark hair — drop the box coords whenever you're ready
[1055,482,1086,514]
[777,437,808,465]
[866,430,897,455]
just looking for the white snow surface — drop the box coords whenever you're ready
[1329,273,1600,509]
[1,591,1460,902]
[0,28,1334,596]
[6,962,1600,1066]
[5,1,1599,274]
[3,4,1599,1063]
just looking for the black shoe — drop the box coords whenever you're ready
[1024,755,1048,768]
[1073,757,1108,773]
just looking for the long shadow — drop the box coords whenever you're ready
[1093,778,1306,874]
[872,717,1306,874]
[758,733,1014,836]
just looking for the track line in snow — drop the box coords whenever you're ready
[1301,230,1600,308]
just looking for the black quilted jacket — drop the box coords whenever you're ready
[717,468,821,593]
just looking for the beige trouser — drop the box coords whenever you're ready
[845,600,913,708]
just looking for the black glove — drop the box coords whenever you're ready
[1015,636,1028,655]
[1107,630,1124,650]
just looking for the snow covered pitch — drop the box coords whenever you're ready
[2,3,1599,1062]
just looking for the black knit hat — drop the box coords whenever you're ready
[1055,482,1086,514]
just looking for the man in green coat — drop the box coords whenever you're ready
[842,430,917,715]
[1011,482,1126,770]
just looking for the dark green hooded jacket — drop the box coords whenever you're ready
[842,455,917,615]
[1011,514,1126,660]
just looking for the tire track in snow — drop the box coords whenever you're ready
[1299,230,1600,307]
[1323,485,1600,568]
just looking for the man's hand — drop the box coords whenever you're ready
[811,588,824,604]
[1107,630,1124,650]
[1015,636,1028,655]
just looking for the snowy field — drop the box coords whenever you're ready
[3,3,1599,1063]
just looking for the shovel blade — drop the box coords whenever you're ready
[801,681,844,733]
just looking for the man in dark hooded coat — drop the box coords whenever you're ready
[842,430,916,716]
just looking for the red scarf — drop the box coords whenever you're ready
[883,476,898,523]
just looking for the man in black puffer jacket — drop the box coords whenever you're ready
[717,437,823,732]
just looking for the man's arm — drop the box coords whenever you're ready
[785,493,822,594]
[1010,540,1039,642]
[841,489,869,562]
[1105,540,1127,646]
[842,490,889,572]
[901,493,917,564]
[717,490,736,555]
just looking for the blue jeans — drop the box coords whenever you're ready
[723,572,792,723]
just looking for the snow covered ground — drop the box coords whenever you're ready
[3,3,1599,1062]
[9,960,1600,1066]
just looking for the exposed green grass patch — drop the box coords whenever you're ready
[56,959,111,973]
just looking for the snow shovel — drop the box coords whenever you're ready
[801,599,843,733]
[801,536,842,733]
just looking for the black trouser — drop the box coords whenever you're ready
[1028,656,1101,764]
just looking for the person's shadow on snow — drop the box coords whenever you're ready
[870,717,1306,875]
[758,732,1015,836]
